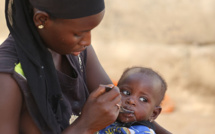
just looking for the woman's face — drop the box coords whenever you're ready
[117,73,161,123]
[36,10,105,55]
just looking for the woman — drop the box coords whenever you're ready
[0,0,171,133]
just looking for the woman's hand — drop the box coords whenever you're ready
[63,84,121,134]
[80,84,121,133]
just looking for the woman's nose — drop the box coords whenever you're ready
[79,31,91,47]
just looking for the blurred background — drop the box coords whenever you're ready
[1,0,215,133]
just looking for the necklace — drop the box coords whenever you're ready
[78,54,83,72]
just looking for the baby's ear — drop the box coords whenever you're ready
[149,106,162,122]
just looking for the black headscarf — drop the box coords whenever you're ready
[30,0,105,19]
[5,0,104,133]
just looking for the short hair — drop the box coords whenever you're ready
[118,66,167,104]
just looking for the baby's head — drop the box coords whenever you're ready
[117,67,167,123]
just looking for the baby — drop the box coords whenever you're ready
[98,66,167,134]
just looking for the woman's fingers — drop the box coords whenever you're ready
[101,85,121,102]
[78,84,122,132]
[90,84,121,101]
[92,85,121,111]
[90,84,112,98]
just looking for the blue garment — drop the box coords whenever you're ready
[98,122,155,134]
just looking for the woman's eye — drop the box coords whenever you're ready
[74,33,82,37]
[122,90,130,95]
[139,97,147,102]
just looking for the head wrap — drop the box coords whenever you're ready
[5,0,104,133]
[30,0,105,19]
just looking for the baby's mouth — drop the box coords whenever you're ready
[120,107,134,114]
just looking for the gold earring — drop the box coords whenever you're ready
[38,25,44,29]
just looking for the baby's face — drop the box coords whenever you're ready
[117,73,161,123]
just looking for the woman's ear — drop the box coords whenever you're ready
[149,106,162,122]
[33,8,50,29]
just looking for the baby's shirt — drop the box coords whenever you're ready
[97,121,155,134]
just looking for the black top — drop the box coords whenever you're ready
[0,35,89,133]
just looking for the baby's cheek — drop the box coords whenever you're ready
[135,111,149,121]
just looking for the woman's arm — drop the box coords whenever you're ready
[154,121,172,134]
[0,73,23,134]
[85,45,112,93]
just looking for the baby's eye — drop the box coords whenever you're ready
[122,90,130,96]
[139,97,147,102]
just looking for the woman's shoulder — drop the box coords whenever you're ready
[0,35,16,48]
[0,35,17,56]
[0,35,19,73]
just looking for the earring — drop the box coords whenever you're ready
[150,119,153,122]
[38,25,44,29]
